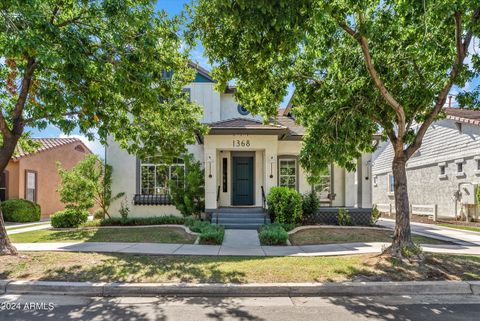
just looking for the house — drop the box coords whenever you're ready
[106,65,373,226]
[372,108,480,220]
[0,138,92,219]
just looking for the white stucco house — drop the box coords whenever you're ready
[106,65,373,226]
[372,108,480,220]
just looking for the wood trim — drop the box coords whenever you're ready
[24,169,38,202]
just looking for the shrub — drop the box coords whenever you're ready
[279,222,296,232]
[267,187,302,224]
[259,223,289,245]
[198,225,224,245]
[1,199,41,222]
[100,215,185,226]
[119,196,130,220]
[337,208,352,226]
[93,209,105,220]
[370,205,381,225]
[169,154,205,218]
[51,209,89,228]
[302,191,320,217]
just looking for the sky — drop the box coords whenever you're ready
[29,1,478,156]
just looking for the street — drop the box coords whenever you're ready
[1,294,480,321]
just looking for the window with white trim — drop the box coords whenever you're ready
[388,174,394,193]
[140,156,184,195]
[279,159,297,189]
[25,170,37,202]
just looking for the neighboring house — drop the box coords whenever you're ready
[0,138,91,219]
[107,65,373,221]
[372,108,480,220]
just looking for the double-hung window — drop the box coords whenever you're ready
[279,158,297,190]
[140,157,184,195]
[25,170,37,202]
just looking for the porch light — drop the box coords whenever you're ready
[207,155,213,178]
[269,156,275,178]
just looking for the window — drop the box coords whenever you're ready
[237,104,250,116]
[457,162,463,173]
[222,158,228,192]
[140,157,184,195]
[313,165,331,205]
[25,170,37,202]
[388,174,394,193]
[0,171,7,202]
[439,165,446,175]
[279,158,297,189]
[477,159,480,171]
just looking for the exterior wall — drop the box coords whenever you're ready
[5,143,90,219]
[220,93,262,122]
[188,83,221,123]
[372,119,480,218]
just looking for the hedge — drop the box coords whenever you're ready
[258,223,289,245]
[1,199,41,222]
[51,209,89,228]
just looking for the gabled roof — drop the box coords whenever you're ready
[209,118,286,130]
[12,138,91,161]
[445,108,480,126]
[276,115,306,137]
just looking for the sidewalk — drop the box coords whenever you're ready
[6,222,51,235]
[378,218,480,246]
[13,240,480,256]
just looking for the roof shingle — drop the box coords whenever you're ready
[13,138,90,161]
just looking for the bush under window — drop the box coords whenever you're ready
[267,187,302,224]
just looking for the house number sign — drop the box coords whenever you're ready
[232,139,250,147]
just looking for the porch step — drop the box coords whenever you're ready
[211,207,270,229]
[218,207,264,213]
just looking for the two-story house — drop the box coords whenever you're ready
[106,65,373,227]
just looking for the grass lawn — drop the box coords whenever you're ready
[289,228,450,246]
[9,227,196,244]
[0,252,479,283]
[438,223,480,233]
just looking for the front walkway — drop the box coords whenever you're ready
[378,218,480,246]
[6,222,51,235]
[13,241,480,256]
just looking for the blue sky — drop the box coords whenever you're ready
[29,0,478,155]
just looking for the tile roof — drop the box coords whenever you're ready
[445,108,480,126]
[275,115,306,136]
[12,138,90,161]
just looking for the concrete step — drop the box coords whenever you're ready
[215,223,264,230]
[216,217,270,224]
[218,207,264,213]
[216,213,267,219]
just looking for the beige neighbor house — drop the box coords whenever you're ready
[0,138,92,220]
[372,108,480,220]
[107,65,373,228]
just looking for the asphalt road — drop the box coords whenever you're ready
[1,294,480,321]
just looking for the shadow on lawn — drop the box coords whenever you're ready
[33,254,250,284]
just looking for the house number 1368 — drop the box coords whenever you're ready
[233,140,250,147]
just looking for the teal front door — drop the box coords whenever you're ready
[232,156,254,205]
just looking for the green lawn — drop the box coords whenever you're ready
[438,223,480,233]
[289,227,450,246]
[9,227,196,244]
[0,252,478,283]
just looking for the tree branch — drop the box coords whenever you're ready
[0,110,12,139]
[12,57,37,136]
[405,9,480,159]
[338,17,407,139]
[24,111,80,124]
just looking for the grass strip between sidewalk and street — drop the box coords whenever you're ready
[8,227,196,244]
[437,223,480,233]
[0,252,479,283]
[289,227,451,245]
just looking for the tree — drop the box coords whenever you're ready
[0,1,206,255]
[169,153,205,218]
[57,154,123,218]
[191,0,480,258]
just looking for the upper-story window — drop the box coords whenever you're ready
[140,157,184,195]
[457,162,463,173]
[237,104,250,116]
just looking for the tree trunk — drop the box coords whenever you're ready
[0,135,22,255]
[384,152,414,258]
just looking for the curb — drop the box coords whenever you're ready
[1,280,477,297]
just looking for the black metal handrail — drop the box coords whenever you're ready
[261,186,267,224]
[216,185,221,224]
[133,194,172,206]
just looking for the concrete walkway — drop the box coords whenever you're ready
[12,240,480,257]
[6,223,51,235]
[378,218,480,246]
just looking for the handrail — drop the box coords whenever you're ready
[261,186,267,224]
[216,185,220,224]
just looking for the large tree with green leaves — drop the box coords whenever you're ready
[191,0,480,258]
[0,0,205,255]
